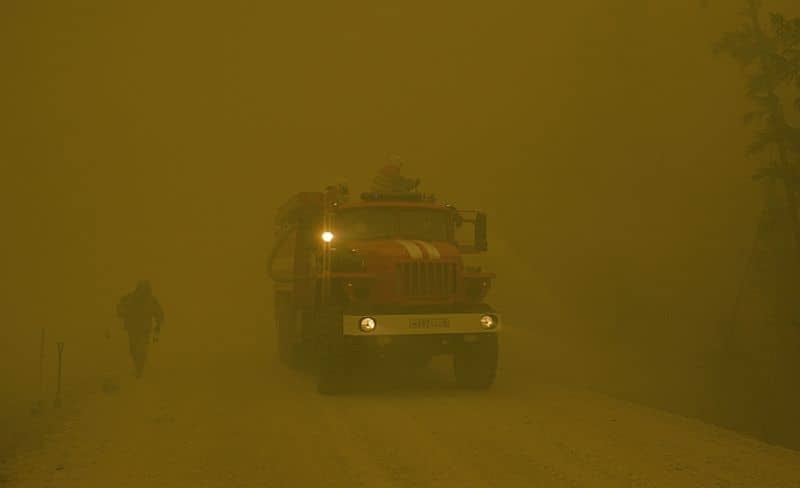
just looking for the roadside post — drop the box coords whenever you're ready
[39,328,45,400]
[54,342,64,408]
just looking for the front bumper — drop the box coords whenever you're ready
[341,312,500,336]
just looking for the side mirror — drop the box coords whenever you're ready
[454,210,488,253]
[475,212,488,252]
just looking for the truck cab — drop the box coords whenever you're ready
[270,187,499,393]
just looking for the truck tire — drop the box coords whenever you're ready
[406,352,432,370]
[316,311,349,395]
[275,293,300,368]
[454,334,498,389]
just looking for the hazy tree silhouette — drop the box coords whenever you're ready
[710,1,800,448]
[715,0,800,264]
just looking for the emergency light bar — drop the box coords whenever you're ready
[360,192,436,202]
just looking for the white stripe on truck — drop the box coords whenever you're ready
[395,240,423,260]
[413,240,441,259]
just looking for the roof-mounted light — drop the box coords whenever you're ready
[360,192,436,202]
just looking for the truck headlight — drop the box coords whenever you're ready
[480,314,496,329]
[359,317,376,333]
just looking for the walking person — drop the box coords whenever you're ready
[116,280,164,378]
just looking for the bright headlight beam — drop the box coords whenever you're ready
[359,317,376,333]
[321,231,334,243]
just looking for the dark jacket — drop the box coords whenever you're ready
[117,291,164,334]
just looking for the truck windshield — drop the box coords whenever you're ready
[335,207,450,242]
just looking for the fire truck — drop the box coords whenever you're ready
[268,177,499,393]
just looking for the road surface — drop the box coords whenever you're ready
[3,327,800,487]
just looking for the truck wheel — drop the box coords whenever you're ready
[275,293,299,368]
[454,335,498,389]
[407,353,432,370]
[316,311,349,395]
[317,346,347,394]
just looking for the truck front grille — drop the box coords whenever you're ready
[396,262,457,298]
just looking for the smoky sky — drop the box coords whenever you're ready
[2,0,799,372]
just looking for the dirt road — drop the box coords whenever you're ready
[3,327,800,488]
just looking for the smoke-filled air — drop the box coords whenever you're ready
[2,1,800,486]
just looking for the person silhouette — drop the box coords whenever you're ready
[116,281,164,378]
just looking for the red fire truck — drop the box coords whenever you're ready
[269,180,499,393]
